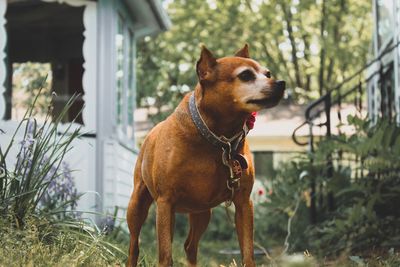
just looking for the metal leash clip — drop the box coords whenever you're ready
[221,140,241,207]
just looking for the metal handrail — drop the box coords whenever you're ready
[292,40,400,147]
[291,121,308,146]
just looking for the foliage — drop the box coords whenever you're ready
[39,161,79,217]
[0,83,82,225]
[1,214,398,267]
[243,115,400,258]
[0,215,127,266]
[11,62,52,121]
[308,116,400,255]
[253,156,312,252]
[137,0,372,122]
[0,80,127,266]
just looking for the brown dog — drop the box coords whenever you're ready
[127,44,285,267]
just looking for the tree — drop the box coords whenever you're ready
[137,0,372,122]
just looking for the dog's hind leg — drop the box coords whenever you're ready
[184,210,211,267]
[126,178,153,267]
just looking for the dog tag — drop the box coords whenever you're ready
[233,154,248,169]
[229,159,242,178]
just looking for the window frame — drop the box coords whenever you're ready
[375,0,395,52]
[0,0,97,133]
[395,0,400,124]
[114,1,137,146]
[371,0,400,124]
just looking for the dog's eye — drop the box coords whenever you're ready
[265,71,271,78]
[238,70,256,82]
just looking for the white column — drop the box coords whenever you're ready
[82,1,98,132]
[372,0,380,124]
[0,0,6,119]
[394,0,400,125]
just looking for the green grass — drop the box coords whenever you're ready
[137,239,248,266]
[135,239,400,267]
[0,216,399,267]
[0,216,127,267]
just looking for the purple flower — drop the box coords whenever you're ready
[26,118,35,139]
[15,136,35,176]
[39,160,79,214]
[100,215,115,234]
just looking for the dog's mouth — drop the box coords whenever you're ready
[246,93,283,108]
[247,98,278,108]
[247,80,285,108]
[247,98,270,105]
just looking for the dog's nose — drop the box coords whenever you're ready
[275,80,286,91]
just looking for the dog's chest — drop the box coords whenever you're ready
[168,154,246,212]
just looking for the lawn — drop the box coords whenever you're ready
[1,218,399,267]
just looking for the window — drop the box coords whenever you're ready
[116,15,125,131]
[11,62,52,122]
[115,11,136,142]
[127,30,135,140]
[376,0,394,49]
[379,63,396,121]
[5,1,85,123]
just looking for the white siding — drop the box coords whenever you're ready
[0,121,97,215]
[103,139,136,219]
[65,136,97,215]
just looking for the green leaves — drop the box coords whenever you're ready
[137,0,372,123]
[349,255,365,265]
[252,115,400,255]
[306,116,400,254]
[0,80,83,225]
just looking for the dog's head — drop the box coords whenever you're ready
[196,44,285,113]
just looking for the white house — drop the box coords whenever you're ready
[0,0,170,219]
[368,0,400,124]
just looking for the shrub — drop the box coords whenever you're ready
[251,115,400,257]
[0,215,127,266]
[253,155,312,252]
[0,82,127,265]
[0,87,81,225]
[308,116,400,255]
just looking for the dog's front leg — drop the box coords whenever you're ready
[234,197,256,267]
[156,198,174,267]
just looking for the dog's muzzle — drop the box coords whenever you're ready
[274,80,286,92]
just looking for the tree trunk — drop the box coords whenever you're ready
[318,0,327,96]
[281,2,303,89]
[327,0,346,85]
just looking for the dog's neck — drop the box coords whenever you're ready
[194,85,249,139]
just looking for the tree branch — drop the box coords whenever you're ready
[281,2,303,89]
[318,0,327,96]
[327,0,346,84]
[271,38,296,87]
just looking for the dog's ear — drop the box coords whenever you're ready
[196,45,217,83]
[235,44,250,58]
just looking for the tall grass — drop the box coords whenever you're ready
[0,80,127,266]
[0,83,82,225]
[0,215,127,266]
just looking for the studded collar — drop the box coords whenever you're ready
[188,92,248,153]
